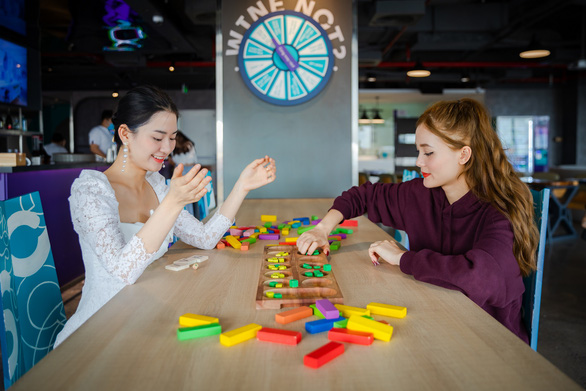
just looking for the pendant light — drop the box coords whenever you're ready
[519,36,550,59]
[407,60,430,78]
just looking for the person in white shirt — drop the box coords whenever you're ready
[88,110,115,158]
[54,85,276,347]
[43,133,68,163]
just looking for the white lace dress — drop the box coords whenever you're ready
[54,170,232,347]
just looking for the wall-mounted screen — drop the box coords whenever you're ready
[103,0,146,52]
[0,37,27,106]
[0,0,26,35]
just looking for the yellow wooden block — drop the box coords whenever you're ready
[225,235,241,249]
[268,265,278,270]
[278,273,285,278]
[285,237,298,243]
[220,323,262,347]
[266,292,275,298]
[278,265,286,270]
[367,302,407,318]
[334,304,370,318]
[347,315,393,342]
[250,233,260,239]
[260,227,267,233]
[282,229,290,236]
[261,215,277,222]
[278,258,285,263]
[275,283,283,288]
[179,313,219,327]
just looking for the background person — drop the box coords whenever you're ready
[89,109,115,159]
[42,132,68,163]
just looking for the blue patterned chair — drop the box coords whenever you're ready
[0,191,67,388]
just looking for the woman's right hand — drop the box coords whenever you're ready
[297,226,331,256]
[168,163,211,207]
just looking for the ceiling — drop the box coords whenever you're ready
[39,0,586,93]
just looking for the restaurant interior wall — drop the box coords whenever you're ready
[578,79,586,166]
[220,0,354,199]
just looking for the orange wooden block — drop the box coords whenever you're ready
[275,306,313,324]
[240,242,249,251]
[216,242,225,249]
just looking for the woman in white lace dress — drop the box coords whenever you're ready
[55,86,276,346]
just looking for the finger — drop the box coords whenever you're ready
[307,242,319,255]
[183,164,202,182]
[297,237,309,255]
[172,164,184,179]
[323,244,331,256]
[249,157,267,170]
[192,175,212,194]
[187,167,209,188]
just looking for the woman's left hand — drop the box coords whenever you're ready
[368,240,406,266]
[236,156,276,192]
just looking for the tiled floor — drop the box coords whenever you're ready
[1,223,585,389]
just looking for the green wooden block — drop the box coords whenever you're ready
[177,323,222,341]
[310,304,325,319]
[302,263,312,269]
[289,279,298,288]
[304,272,314,277]
[278,223,286,229]
[330,244,340,251]
[311,215,319,221]
[334,318,348,328]
[269,281,278,287]
[274,293,283,299]
[241,237,257,244]
[264,222,273,228]
[337,228,353,234]
[297,226,315,235]
[312,250,320,255]
[323,264,332,271]
[314,271,324,277]
[362,315,374,320]
[313,265,321,269]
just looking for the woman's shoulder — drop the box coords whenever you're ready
[72,170,110,191]
[145,171,168,195]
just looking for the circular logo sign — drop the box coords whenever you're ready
[237,10,335,106]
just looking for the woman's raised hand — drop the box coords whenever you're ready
[168,163,212,207]
[236,156,276,192]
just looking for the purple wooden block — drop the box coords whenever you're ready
[316,299,339,319]
[259,233,280,240]
[335,233,347,239]
[311,219,322,225]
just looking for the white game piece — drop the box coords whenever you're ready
[173,255,209,266]
[165,264,189,271]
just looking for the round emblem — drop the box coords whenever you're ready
[237,10,335,106]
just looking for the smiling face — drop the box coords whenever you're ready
[125,110,177,172]
[415,124,471,196]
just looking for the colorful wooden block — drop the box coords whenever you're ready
[340,219,358,227]
[220,324,262,347]
[297,226,315,235]
[225,235,242,249]
[266,291,275,298]
[309,304,325,319]
[323,264,332,271]
[328,327,374,345]
[334,304,370,318]
[367,302,407,318]
[289,279,298,288]
[177,323,222,341]
[275,306,313,324]
[274,293,282,299]
[261,215,277,222]
[179,313,219,327]
[257,327,302,345]
[304,341,344,369]
[305,317,345,334]
[259,234,280,240]
[285,237,298,243]
[316,299,340,319]
[333,318,348,328]
[216,242,225,249]
[240,242,249,251]
[347,315,393,342]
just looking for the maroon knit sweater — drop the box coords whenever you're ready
[331,178,529,343]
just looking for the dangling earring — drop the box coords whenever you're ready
[121,143,128,173]
[162,161,165,168]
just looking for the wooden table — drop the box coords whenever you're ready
[11,199,581,390]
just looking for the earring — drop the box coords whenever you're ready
[121,143,128,173]
[162,161,165,168]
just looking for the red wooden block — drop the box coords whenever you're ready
[279,242,291,245]
[257,327,302,345]
[340,219,358,227]
[328,328,374,345]
[304,341,344,369]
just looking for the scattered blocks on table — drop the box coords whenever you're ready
[216,242,225,249]
[304,341,344,369]
[241,237,257,244]
[225,235,242,249]
[330,242,340,251]
[333,318,348,328]
[179,313,219,327]
[328,328,374,345]
[305,317,345,334]
[366,302,407,318]
[316,299,340,319]
[285,237,298,243]
[229,228,243,236]
[347,315,393,342]
[177,323,222,341]
[275,306,313,324]
[261,215,277,222]
[259,233,280,240]
[289,279,298,288]
[334,304,371,318]
[263,222,273,228]
[323,264,332,271]
[309,304,325,319]
[220,323,262,347]
[240,242,249,251]
[257,327,302,345]
[311,215,319,221]
[297,226,315,235]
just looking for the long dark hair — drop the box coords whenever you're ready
[173,131,195,155]
[417,99,538,277]
[112,85,179,146]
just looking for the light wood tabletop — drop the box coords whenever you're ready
[12,199,582,390]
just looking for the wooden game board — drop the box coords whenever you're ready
[256,245,344,309]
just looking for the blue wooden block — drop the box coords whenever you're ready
[305,317,345,334]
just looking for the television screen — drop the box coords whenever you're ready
[0,0,26,35]
[0,37,27,106]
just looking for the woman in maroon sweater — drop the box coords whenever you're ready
[298,99,538,343]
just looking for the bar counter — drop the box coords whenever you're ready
[1,162,110,286]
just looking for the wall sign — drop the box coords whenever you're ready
[237,10,334,106]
